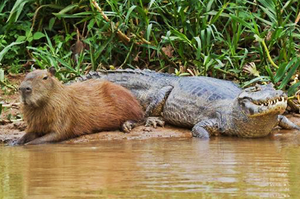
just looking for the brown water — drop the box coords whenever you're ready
[1,136,300,199]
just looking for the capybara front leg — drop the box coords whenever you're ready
[10,132,39,146]
[25,132,63,145]
[145,86,173,117]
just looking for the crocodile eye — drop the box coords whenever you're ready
[255,85,261,91]
[245,87,256,92]
[43,76,48,80]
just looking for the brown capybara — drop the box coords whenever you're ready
[14,67,144,145]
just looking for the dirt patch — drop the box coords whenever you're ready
[66,125,192,143]
[1,73,24,122]
[0,122,26,143]
[0,121,191,144]
[2,116,300,144]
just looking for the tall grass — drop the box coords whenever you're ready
[0,0,300,93]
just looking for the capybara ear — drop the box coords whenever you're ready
[48,66,56,76]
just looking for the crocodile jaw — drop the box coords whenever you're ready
[237,84,288,117]
[241,96,287,117]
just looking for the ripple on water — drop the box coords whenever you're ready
[1,137,300,198]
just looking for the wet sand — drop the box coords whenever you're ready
[1,115,300,144]
[0,121,192,144]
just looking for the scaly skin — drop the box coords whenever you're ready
[76,69,300,138]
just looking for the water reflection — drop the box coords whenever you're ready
[1,136,300,198]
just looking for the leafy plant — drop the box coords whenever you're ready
[0,0,300,95]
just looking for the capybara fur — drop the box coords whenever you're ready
[15,67,144,145]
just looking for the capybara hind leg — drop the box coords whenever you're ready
[25,132,63,145]
[122,120,138,133]
[12,133,39,146]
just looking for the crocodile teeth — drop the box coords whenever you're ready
[256,97,286,107]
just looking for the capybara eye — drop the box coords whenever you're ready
[43,76,48,80]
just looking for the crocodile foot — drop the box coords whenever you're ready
[278,115,300,130]
[122,120,137,133]
[192,125,210,139]
[145,117,165,128]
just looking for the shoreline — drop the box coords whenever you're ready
[1,115,300,144]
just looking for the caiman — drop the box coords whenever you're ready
[76,69,300,138]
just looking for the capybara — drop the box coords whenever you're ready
[14,67,144,145]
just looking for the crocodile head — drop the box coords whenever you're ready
[237,84,287,117]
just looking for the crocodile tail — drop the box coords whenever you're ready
[74,69,152,88]
[76,69,146,81]
[79,68,176,80]
[74,69,175,90]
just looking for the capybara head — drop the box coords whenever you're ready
[19,67,57,107]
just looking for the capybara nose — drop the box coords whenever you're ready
[19,85,32,94]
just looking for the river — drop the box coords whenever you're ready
[1,135,300,198]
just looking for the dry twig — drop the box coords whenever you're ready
[90,0,151,45]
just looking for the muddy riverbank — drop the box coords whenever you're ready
[1,73,300,144]
[1,115,300,144]
[0,121,192,144]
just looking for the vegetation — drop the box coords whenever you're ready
[0,0,300,95]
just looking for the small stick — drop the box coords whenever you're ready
[91,0,130,43]
[90,0,151,45]
[295,11,300,24]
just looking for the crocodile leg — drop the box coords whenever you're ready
[145,86,173,117]
[143,86,173,128]
[145,117,165,128]
[277,115,300,130]
[192,119,220,139]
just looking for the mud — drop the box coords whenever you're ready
[0,120,192,144]
[1,115,300,144]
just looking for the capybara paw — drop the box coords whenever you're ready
[6,139,20,146]
[122,120,136,133]
[145,117,165,128]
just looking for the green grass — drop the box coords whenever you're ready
[0,0,300,94]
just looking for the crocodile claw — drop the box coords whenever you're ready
[145,117,165,128]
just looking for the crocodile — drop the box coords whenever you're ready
[76,69,300,138]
